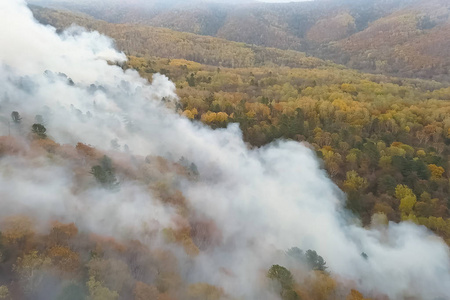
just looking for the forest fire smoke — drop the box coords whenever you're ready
[0,0,449,299]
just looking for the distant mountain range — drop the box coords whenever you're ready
[30,5,330,70]
[29,0,450,81]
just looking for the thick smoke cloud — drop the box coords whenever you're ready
[0,0,449,299]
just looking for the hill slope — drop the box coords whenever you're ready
[2,2,450,299]
[29,0,450,81]
[30,5,329,69]
[324,0,450,80]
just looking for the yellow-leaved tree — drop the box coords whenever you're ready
[343,171,368,192]
[428,164,445,179]
[86,276,119,300]
[395,184,417,218]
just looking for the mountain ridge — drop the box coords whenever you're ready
[30,5,332,70]
[29,0,450,81]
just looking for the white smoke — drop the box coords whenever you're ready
[0,0,449,299]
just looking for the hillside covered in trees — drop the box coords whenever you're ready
[125,56,450,243]
[0,136,344,300]
[30,5,329,70]
[31,5,450,244]
[0,1,449,299]
[30,0,450,81]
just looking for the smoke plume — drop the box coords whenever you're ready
[0,0,449,299]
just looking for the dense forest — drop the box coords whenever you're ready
[30,6,329,70]
[0,136,357,300]
[34,6,450,241]
[0,1,449,299]
[124,55,450,245]
[29,0,450,81]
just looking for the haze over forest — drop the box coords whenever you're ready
[0,0,449,299]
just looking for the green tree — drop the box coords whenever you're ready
[187,73,196,87]
[267,265,294,290]
[11,111,22,123]
[189,162,199,176]
[305,250,327,271]
[32,123,47,139]
[90,156,119,188]
[286,247,304,262]
[377,175,397,195]
[267,265,300,300]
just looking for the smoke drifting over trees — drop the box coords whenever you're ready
[0,0,449,299]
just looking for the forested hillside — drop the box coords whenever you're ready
[0,136,365,300]
[29,0,450,81]
[1,1,450,299]
[124,56,450,244]
[325,0,450,81]
[30,6,328,69]
[31,3,450,248]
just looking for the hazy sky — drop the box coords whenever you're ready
[258,0,312,2]
[28,0,315,4]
